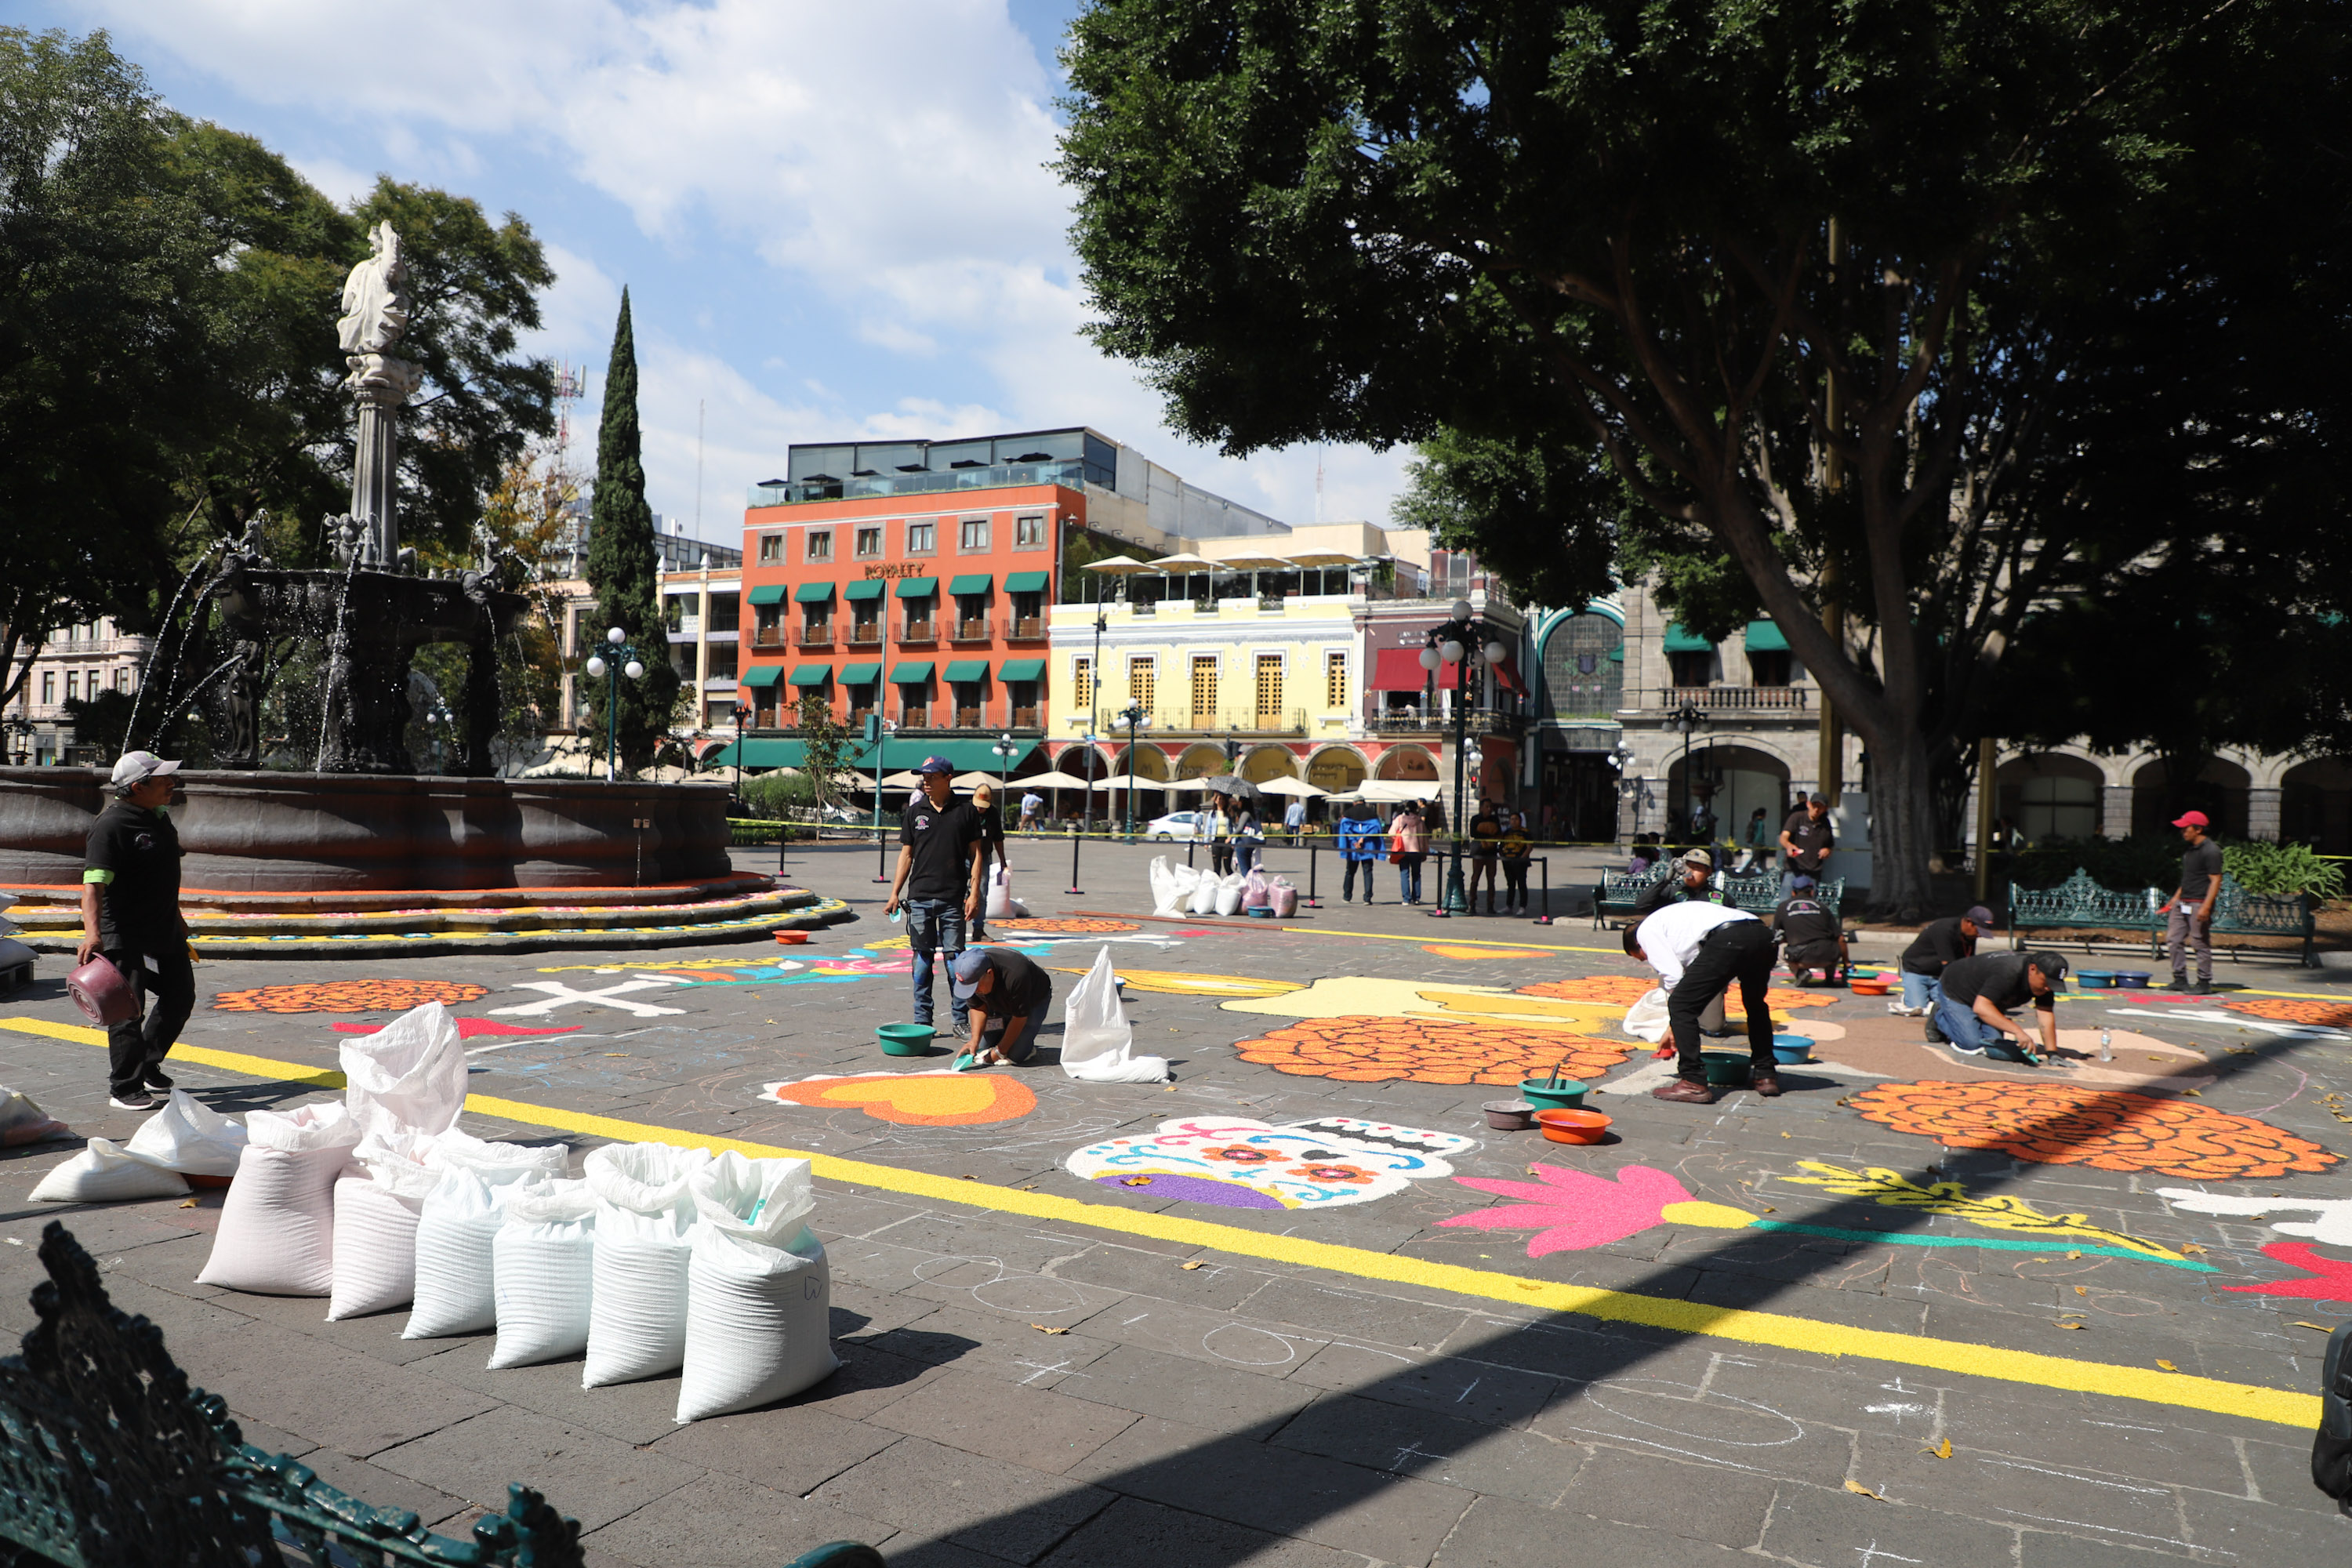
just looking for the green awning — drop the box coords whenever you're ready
[1744,619,1789,652]
[793,582,836,604]
[851,738,1039,773]
[739,665,783,688]
[843,580,884,601]
[707,738,804,768]
[947,573,993,596]
[894,577,937,600]
[889,660,934,683]
[838,662,881,684]
[1663,622,1714,652]
[788,664,830,687]
[1607,647,1624,663]
[746,583,788,606]
[1003,571,1050,594]
[996,658,1044,682]
[942,659,989,683]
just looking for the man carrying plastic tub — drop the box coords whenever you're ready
[949,947,1053,1069]
[883,756,988,1041]
[1623,898,1782,1104]
[74,751,192,1111]
[1896,904,1994,1022]
[1929,949,2068,1065]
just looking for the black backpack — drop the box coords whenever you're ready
[2318,1319,2352,1514]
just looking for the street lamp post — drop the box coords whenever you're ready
[730,702,750,813]
[582,626,648,782]
[1069,730,1097,895]
[1120,704,1145,840]
[1419,599,1509,916]
[1670,702,1705,843]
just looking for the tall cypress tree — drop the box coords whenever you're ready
[581,288,680,771]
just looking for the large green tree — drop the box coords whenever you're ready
[1058,0,2351,913]
[1,27,556,721]
[579,289,682,772]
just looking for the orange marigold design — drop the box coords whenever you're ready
[1232,1016,1631,1086]
[2224,997,2352,1029]
[212,979,489,1014]
[1517,975,1834,1011]
[992,917,1142,935]
[1847,1080,2339,1180]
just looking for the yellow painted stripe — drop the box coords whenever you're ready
[2,1017,2319,1429]
[1298,927,1616,955]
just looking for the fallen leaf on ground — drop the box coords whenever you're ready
[1844,1480,1884,1499]
[2074,1286,2089,1295]
[960,1174,978,1181]
[2157,1360,2178,1371]
[1181,1261,1204,1271]
[1923,1439,1952,1460]
[1760,1207,1777,1213]
[1031,1323,1068,1334]
[2182,1089,2202,1098]
[177,1197,198,1209]
[2065,1250,2082,1259]
[2180,1243,2207,1254]
[2293,1321,2333,1331]
[2054,1321,2087,1330]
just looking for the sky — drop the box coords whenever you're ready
[27,0,1412,550]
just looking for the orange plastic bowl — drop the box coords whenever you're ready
[1534,1108,1613,1145]
[774,931,811,945]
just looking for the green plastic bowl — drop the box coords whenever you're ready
[877,1023,935,1057]
[1518,1080,1588,1112]
[1701,1054,1753,1088]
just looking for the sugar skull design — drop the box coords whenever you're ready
[1065,1116,1478,1210]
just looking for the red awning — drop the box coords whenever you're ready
[1370,648,1432,691]
[1492,655,1526,696]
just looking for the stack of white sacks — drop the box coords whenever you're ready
[88,1001,834,1423]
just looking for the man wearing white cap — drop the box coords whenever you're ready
[75,752,192,1109]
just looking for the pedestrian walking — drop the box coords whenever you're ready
[967,782,1006,942]
[1338,802,1383,903]
[1732,808,1770,873]
[1928,950,2067,1064]
[1623,899,1781,1103]
[1468,799,1503,913]
[1233,805,1264,876]
[1019,788,1043,836]
[1778,793,1835,895]
[948,947,1053,1069]
[1207,800,1234,876]
[2161,811,2223,993]
[882,757,987,1040]
[1499,811,1533,916]
[1895,905,1993,1017]
[1283,795,1305,847]
[1773,874,1849,984]
[1390,802,1428,905]
[77,751,193,1111]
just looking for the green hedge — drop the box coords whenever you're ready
[2011,834,2343,900]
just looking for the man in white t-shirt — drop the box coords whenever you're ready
[1019,789,1044,836]
[1623,900,1781,1103]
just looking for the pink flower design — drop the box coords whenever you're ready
[2221,1242,2352,1301]
[1436,1163,1697,1257]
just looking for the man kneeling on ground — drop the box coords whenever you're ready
[1624,899,1781,1104]
[1774,873,1848,985]
[1930,949,2068,1065]
[949,946,1054,1069]
[1895,904,1994,1018]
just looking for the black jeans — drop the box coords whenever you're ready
[103,940,194,1097]
[1666,920,1777,1082]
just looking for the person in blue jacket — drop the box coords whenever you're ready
[1337,803,1385,904]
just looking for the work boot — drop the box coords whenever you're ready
[1750,1069,1784,1098]
[2167,976,2195,993]
[1923,1015,1948,1044]
[1651,1079,1718,1105]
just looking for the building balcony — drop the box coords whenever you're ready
[1013,706,1040,729]
[1007,616,1046,641]
[750,626,787,650]
[956,706,983,728]
[899,620,937,644]
[1651,685,1810,714]
[951,619,993,644]
[1364,709,1526,738]
[793,625,834,648]
[846,622,883,646]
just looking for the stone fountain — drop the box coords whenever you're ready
[0,227,849,954]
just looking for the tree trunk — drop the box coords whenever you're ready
[1863,724,1940,921]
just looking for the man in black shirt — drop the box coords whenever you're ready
[1773,875,1848,984]
[1468,800,1503,914]
[884,757,986,1038]
[1628,846,1724,920]
[1897,903,1994,1018]
[949,947,1054,1068]
[1778,793,1835,895]
[2161,810,2224,993]
[76,751,192,1110]
[1932,950,2068,1065]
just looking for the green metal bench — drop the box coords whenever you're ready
[1593,870,1843,927]
[0,1221,884,1568]
[2007,868,2318,967]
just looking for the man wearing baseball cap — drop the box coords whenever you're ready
[947,946,1053,1069]
[76,752,191,1109]
[1929,949,2068,1065]
[2160,811,2223,993]
[883,755,988,1039]
[1626,844,1726,920]
[1896,904,1996,1022]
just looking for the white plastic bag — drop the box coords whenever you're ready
[341,1002,466,1138]
[1149,855,1186,918]
[488,1179,599,1369]
[406,1164,546,1338]
[30,1138,189,1203]
[0,1089,69,1149]
[584,1203,696,1387]
[429,1127,568,1186]
[1621,986,1720,1043]
[1269,878,1298,918]
[1058,946,1170,1084]
[1188,868,1219,915]
[1213,871,1246,917]
[583,1141,710,1216]
[1240,868,1271,909]
[325,1130,441,1320]
[124,1090,246,1183]
[196,1104,363,1295]
[985,862,1014,920]
[677,1152,833,1422]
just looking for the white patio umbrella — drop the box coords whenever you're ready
[1145,552,1216,572]
[1361,779,1442,804]
[1018,770,1100,790]
[1080,555,1153,575]
[1257,776,1328,797]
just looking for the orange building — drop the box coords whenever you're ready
[724,427,1289,774]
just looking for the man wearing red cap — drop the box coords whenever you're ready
[2160,810,2223,993]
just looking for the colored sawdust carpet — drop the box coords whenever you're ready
[762,1071,1037,1127]
[1066,1116,1475,1210]
[2223,1243,2352,1301]
[212,979,489,1014]
[1232,1015,1629,1085]
[1516,975,1834,1011]
[1051,968,1301,999]
[1422,945,1555,961]
[993,917,1141,935]
[1846,1080,2338,1179]
[332,1018,579,1040]
[2225,997,2352,1029]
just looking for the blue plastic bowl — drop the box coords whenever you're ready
[1772,1034,1814,1064]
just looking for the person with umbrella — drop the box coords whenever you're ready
[1233,803,1264,876]
[1207,796,1234,875]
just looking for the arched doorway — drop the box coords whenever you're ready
[2132,757,2251,838]
[1113,744,1173,782]
[1175,743,1229,780]
[2282,757,2352,853]
[1665,744,1788,846]
[1240,746,1298,783]
[1996,753,2103,843]
[1306,746,1367,794]
[1375,746,1439,781]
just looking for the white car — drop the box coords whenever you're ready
[1145,811,1202,842]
